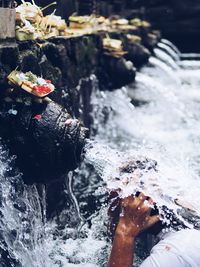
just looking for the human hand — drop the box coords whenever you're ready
[116,193,160,238]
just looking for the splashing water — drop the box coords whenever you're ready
[154,48,180,70]
[161,39,181,56]
[85,40,200,228]
[157,42,180,62]
[1,39,200,266]
[0,143,51,267]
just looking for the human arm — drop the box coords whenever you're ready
[107,193,160,267]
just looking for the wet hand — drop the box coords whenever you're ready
[116,193,160,238]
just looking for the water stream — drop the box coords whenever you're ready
[1,39,200,266]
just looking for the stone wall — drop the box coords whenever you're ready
[97,0,200,52]
[27,0,200,51]
[60,0,200,51]
[0,26,157,120]
[0,25,159,186]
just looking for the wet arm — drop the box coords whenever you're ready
[107,218,137,267]
[107,193,160,267]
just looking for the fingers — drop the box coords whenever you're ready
[136,193,153,209]
[121,195,133,207]
[147,197,153,205]
[119,192,160,234]
[121,193,146,209]
[137,193,153,204]
[121,193,157,216]
[138,192,146,201]
[144,215,160,230]
[122,193,153,207]
[133,192,147,208]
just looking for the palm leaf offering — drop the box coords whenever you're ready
[103,38,128,57]
[8,70,55,97]
[111,18,129,26]
[15,2,67,40]
[103,38,123,51]
[130,18,150,27]
[14,1,150,40]
[126,34,142,44]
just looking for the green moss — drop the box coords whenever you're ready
[41,62,62,88]
[83,36,97,59]
[77,35,98,76]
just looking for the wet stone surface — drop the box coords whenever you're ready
[0,28,158,184]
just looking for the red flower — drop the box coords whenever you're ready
[45,80,52,84]
[33,114,42,120]
[32,85,52,95]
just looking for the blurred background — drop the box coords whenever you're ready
[32,0,200,52]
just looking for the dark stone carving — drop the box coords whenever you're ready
[0,99,88,183]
